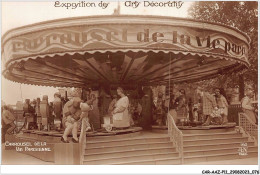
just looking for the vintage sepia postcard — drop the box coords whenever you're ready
[1,1,258,174]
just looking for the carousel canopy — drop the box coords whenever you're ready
[2,15,250,88]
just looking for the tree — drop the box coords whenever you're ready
[188,1,258,100]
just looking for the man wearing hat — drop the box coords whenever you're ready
[2,105,16,143]
[53,92,62,130]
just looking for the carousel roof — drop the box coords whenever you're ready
[2,15,250,88]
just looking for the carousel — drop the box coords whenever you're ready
[2,15,250,164]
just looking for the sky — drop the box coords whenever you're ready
[1,1,193,105]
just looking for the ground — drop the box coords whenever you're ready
[1,146,258,165]
[188,157,258,165]
[1,145,54,165]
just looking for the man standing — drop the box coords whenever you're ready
[140,87,153,130]
[196,87,218,126]
[53,92,62,130]
[2,106,16,143]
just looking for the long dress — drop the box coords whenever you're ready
[241,96,257,124]
[202,92,217,116]
[216,95,229,116]
[88,91,101,130]
[113,96,130,128]
[175,95,188,120]
[140,95,152,130]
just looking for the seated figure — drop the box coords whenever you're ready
[61,97,82,143]
[112,87,130,129]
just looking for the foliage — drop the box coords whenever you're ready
[188,1,258,94]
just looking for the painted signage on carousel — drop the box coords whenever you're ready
[4,24,249,63]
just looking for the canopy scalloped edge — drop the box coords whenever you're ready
[3,49,249,88]
[3,63,247,88]
[5,49,250,69]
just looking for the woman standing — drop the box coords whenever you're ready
[241,90,257,124]
[214,88,229,124]
[88,90,101,130]
[112,87,130,129]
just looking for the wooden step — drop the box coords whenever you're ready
[87,135,169,143]
[183,132,242,141]
[86,131,164,142]
[181,127,235,134]
[184,141,255,151]
[86,131,142,142]
[85,141,173,153]
[184,137,248,146]
[83,152,178,165]
[92,156,182,165]
[86,136,170,148]
[184,151,258,164]
[184,146,258,157]
[84,146,175,159]
[117,158,182,165]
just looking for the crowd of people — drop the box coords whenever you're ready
[167,87,258,126]
[153,87,230,126]
[1,85,258,144]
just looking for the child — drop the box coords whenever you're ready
[79,97,95,132]
[210,108,222,125]
[193,105,199,122]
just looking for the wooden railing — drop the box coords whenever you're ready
[238,112,258,145]
[79,117,87,165]
[167,112,184,164]
[230,101,258,108]
[228,101,257,125]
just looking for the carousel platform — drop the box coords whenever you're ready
[13,126,143,143]
[178,122,237,130]
[151,123,237,134]
[178,122,237,134]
